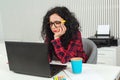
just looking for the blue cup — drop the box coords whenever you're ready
[71,57,82,74]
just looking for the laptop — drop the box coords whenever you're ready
[5,41,67,78]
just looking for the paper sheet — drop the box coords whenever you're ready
[64,66,104,80]
[97,25,110,35]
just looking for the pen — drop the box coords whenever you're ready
[53,76,58,80]
[62,78,66,80]
[53,76,66,80]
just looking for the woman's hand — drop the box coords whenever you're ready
[54,24,67,39]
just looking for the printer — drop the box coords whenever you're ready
[88,35,114,48]
[88,25,119,48]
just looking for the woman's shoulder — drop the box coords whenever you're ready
[76,30,81,35]
[72,30,82,40]
[75,30,81,37]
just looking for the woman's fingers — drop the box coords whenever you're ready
[61,24,66,34]
[54,24,67,39]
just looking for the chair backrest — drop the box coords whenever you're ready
[82,38,97,64]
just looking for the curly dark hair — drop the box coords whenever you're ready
[41,6,81,51]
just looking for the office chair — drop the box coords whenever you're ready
[82,38,97,64]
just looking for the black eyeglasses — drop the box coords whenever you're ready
[49,20,66,28]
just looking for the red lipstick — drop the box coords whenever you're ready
[53,30,57,32]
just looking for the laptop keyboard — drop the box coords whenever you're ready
[50,64,67,76]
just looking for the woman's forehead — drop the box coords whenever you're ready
[49,14,63,22]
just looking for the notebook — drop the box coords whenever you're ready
[5,41,67,78]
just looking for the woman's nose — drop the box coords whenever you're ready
[51,24,57,28]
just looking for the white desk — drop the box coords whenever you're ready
[51,61,120,80]
[0,42,120,80]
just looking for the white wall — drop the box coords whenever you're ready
[0,0,48,42]
[0,0,119,42]
[0,0,72,42]
[0,13,4,43]
[119,0,120,38]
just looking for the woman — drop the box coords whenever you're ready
[41,6,88,64]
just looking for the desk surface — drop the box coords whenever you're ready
[0,42,120,80]
[51,61,120,80]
